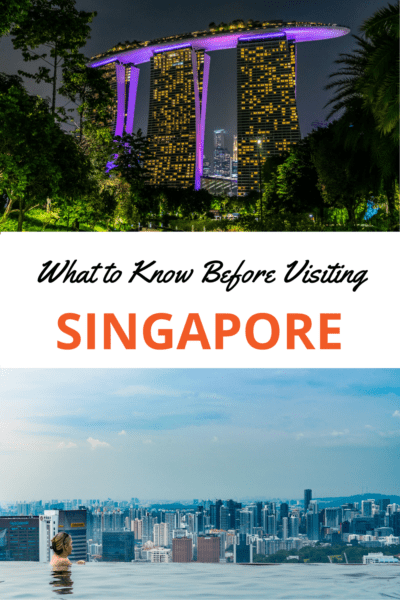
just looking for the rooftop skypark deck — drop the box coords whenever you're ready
[89,22,350,67]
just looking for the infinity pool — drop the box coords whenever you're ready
[1,562,399,599]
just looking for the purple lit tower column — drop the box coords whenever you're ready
[114,63,126,137]
[108,64,139,171]
[126,66,140,134]
[191,49,210,191]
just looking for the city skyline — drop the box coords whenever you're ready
[0,369,399,500]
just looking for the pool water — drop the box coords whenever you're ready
[1,562,399,599]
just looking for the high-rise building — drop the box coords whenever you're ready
[379,499,390,512]
[304,490,312,512]
[234,533,252,564]
[102,531,135,562]
[239,509,253,535]
[290,515,300,538]
[280,503,289,522]
[172,537,192,562]
[153,523,169,547]
[232,135,238,161]
[213,146,231,177]
[220,506,230,531]
[282,517,288,540]
[362,500,374,518]
[237,36,301,196]
[209,530,226,560]
[147,47,209,189]
[142,514,155,544]
[39,510,59,562]
[203,157,212,176]
[0,516,39,561]
[195,511,204,534]
[227,500,241,530]
[325,508,341,528]
[197,535,220,563]
[231,135,238,178]
[91,23,348,192]
[214,129,226,149]
[267,514,276,537]
[58,509,87,562]
[213,130,231,177]
[131,518,142,540]
[306,502,319,541]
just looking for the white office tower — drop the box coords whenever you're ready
[153,523,169,547]
[39,510,59,562]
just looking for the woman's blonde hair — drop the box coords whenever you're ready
[50,532,71,555]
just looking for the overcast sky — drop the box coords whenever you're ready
[0,369,399,502]
[0,0,387,157]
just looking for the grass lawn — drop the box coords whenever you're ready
[0,209,107,232]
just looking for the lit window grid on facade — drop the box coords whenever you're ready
[147,48,206,188]
[237,37,301,196]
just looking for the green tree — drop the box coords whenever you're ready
[59,52,114,140]
[0,0,31,37]
[360,1,399,138]
[325,2,399,226]
[11,0,96,117]
[0,73,91,231]
[111,130,150,186]
[275,140,325,222]
[309,122,372,229]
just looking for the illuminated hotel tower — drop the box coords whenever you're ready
[147,47,210,188]
[237,36,301,196]
[90,22,349,192]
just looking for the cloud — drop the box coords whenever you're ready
[295,433,305,440]
[393,410,400,418]
[87,437,110,449]
[118,430,127,436]
[212,436,218,442]
[331,429,349,436]
[58,441,77,449]
[142,439,152,444]
[113,385,184,398]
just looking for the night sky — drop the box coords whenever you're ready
[0,0,386,158]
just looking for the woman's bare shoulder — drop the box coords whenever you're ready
[51,555,71,566]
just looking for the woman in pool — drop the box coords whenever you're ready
[50,532,85,569]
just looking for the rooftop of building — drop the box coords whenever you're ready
[89,21,350,68]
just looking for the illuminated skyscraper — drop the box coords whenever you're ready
[90,22,349,191]
[237,36,301,196]
[147,47,210,188]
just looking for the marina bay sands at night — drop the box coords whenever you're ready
[89,21,350,196]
